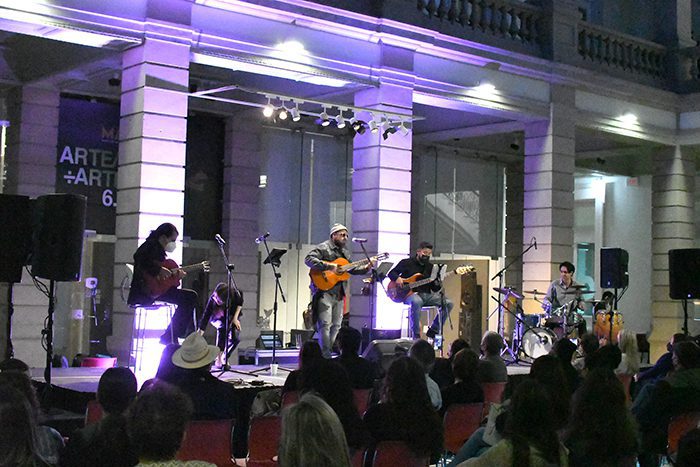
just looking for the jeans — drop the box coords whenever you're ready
[158,287,198,343]
[315,292,344,358]
[447,427,491,466]
[406,291,453,338]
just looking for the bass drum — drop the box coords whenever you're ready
[521,327,557,359]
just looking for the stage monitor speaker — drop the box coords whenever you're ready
[0,194,32,283]
[600,247,629,289]
[361,338,414,373]
[31,194,87,282]
[669,249,700,299]
[361,328,402,353]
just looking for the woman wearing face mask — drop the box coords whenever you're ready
[128,223,199,344]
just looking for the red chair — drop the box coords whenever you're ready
[351,449,365,467]
[352,388,372,416]
[247,416,282,467]
[84,399,104,425]
[480,382,506,417]
[281,390,299,407]
[80,357,117,368]
[667,411,700,461]
[372,441,428,467]
[176,419,234,466]
[443,403,484,454]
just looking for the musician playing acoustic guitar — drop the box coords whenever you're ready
[305,223,373,358]
[387,241,453,340]
[128,223,198,345]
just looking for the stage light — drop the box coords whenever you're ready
[262,98,274,117]
[290,105,301,122]
[382,126,397,140]
[335,113,346,129]
[278,107,288,120]
[368,118,378,133]
[398,121,410,135]
[320,107,331,127]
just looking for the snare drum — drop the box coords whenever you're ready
[594,311,624,343]
[521,327,557,359]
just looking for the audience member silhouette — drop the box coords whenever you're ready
[409,339,443,409]
[476,331,507,383]
[0,385,51,467]
[440,348,484,416]
[283,340,323,393]
[335,327,380,389]
[431,338,470,389]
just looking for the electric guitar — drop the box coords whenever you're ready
[144,259,211,298]
[309,253,389,291]
[386,264,474,303]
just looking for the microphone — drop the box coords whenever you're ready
[352,237,367,243]
[254,232,270,244]
[532,237,537,250]
[214,234,226,245]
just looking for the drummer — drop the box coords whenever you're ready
[543,261,587,335]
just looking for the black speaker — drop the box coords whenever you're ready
[600,248,629,289]
[0,194,32,283]
[361,328,402,353]
[31,194,87,282]
[669,249,700,299]
[361,337,414,373]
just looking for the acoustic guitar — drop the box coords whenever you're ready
[386,264,474,303]
[144,259,211,298]
[310,253,389,291]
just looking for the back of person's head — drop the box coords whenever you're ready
[97,367,137,414]
[565,368,637,464]
[449,338,470,358]
[552,338,577,364]
[409,339,436,373]
[299,340,323,369]
[587,344,622,373]
[0,358,30,375]
[0,371,40,416]
[0,385,37,466]
[669,332,688,350]
[579,333,599,356]
[617,330,638,356]
[279,393,351,467]
[383,356,431,407]
[673,341,700,370]
[336,327,362,356]
[127,380,193,462]
[300,360,355,419]
[481,331,503,356]
[451,349,479,382]
[676,428,700,467]
[530,354,570,429]
[506,379,561,465]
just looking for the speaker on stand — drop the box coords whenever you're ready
[31,194,87,386]
[668,249,700,335]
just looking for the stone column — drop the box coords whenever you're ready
[503,161,524,334]
[110,38,190,363]
[649,145,696,359]
[521,85,576,314]
[221,111,262,356]
[351,82,414,331]
[0,87,60,365]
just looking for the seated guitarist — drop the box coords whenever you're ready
[387,241,453,340]
[128,223,198,345]
[305,223,371,358]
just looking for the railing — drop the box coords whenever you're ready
[678,46,700,92]
[576,22,668,79]
[416,0,544,46]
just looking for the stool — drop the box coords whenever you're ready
[402,306,442,339]
[130,301,176,373]
[420,306,441,336]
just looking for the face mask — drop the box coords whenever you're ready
[165,241,177,253]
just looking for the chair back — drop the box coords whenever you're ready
[84,399,104,425]
[247,416,282,467]
[351,449,365,467]
[281,390,300,407]
[480,382,506,417]
[372,441,428,467]
[443,403,484,454]
[352,388,372,416]
[177,419,234,466]
[668,411,700,459]
[81,357,117,368]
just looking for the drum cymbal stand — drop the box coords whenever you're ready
[488,292,517,363]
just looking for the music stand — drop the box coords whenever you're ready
[252,244,292,375]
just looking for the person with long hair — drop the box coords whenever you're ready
[564,369,637,467]
[197,282,244,367]
[616,329,640,376]
[0,385,49,467]
[363,356,443,460]
[282,340,324,393]
[459,379,568,466]
[279,393,351,467]
[128,223,199,344]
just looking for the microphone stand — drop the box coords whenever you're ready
[252,236,292,375]
[356,240,380,332]
[214,237,256,378]
[490,239,537,363]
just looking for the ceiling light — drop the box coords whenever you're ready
[335,113,346,129]
[398,121,410,135]
[290,106,301,122]
[382,126,397,140]
[368,118,379,133]
[320,107,330,127]
[262,98,274,118]
[618,113,638,125]
[278,107,288,120]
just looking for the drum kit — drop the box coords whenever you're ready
[493,284,623,361]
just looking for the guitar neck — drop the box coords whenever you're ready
[409,269,458,289]
[339,258,371,273]
[174,263,202,273]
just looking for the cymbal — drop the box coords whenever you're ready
[523,289,541,295]
[492,287,523,300]
[569,284,589,289]
[576,290,596,294]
